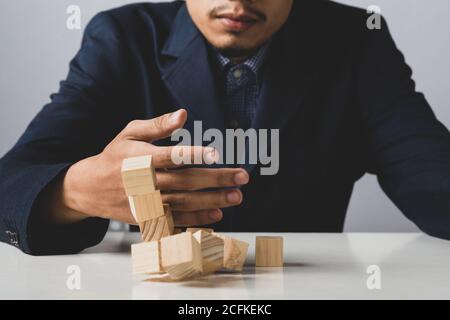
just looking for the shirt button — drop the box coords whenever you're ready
[229,119,239,129]
[233,69,243,79]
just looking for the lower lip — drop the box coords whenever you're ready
[219,17,257,32]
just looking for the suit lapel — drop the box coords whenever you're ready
[160,3,321,174]
[160,5,225,133]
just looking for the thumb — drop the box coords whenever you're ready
[123,109,187,142]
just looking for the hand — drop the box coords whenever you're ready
[48,109,249,226]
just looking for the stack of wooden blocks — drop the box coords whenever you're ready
[121,155,174,242]
[122,155,251,281]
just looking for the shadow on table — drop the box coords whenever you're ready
[171,262,314,289]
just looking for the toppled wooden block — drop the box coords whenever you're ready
[255,236,284,267]
[160,232,202,280]
[128,190,165,222]
[121,155,157,196]
[139,204,174,242]
[131,241,163,275]
[186,227,214,234]
[163,204,174,233]
[213,233,249,272]
[193,230,224,275]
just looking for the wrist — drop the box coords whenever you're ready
[48,161,93,224]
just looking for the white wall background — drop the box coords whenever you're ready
[1,0,449,232]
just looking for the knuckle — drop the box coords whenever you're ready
[126,119,140,130]
[169,193,189,208]
[164,148,175,164]
[174,212,197,227]
[214,191,229,207]
[153,116,165,131]
[172,212,186,225]
[151,149,170,168]
[178,170,197,191]
[215,171,228,186]
[128,142,149,156]
[179,180,195,191]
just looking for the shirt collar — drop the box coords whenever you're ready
[215,41,271,76]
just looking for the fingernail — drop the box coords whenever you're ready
[209,210,222,220]
[227,191,241,203]
[169,110,182,125]
[234,171,249,185]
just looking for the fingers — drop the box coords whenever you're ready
[109,197,223,227]
[157,168,249,191]
[119,109,224,168]
[173,209,223,227]
[122,109,187,142]
[151,145,219,168]
[111,188,239,228]
[162,189,243,212]
[113,204,225,227]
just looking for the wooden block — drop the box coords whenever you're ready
[128,191,165,222]
[186,227,214,234]
[121,155,157,196]
[139,205,174,242]
[160,232,203,280]
[213,233,249,272]
[193,230,224,274]
[164,204,175,234]
[139,217,171,242]
[131,241,163,275]
[255,236,284,267]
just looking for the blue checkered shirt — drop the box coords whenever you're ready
[216,44,269,130]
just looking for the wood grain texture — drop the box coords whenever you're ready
[121,155,157,196]
[128,191,165,222]
[139,204,174,242]
[213,233,249,272]
[255,236,284,267]
[160,232,203,280]
[193,230,224,274]
[131,241,163,275]
[164,204,174,234]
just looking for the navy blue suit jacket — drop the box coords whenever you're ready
[1,0,450,255]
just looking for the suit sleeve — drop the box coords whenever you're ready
[0,12,131,255]
[358,17,450,239]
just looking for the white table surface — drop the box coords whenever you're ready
[1,232,449,300]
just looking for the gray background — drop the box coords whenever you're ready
[1,0,449,232]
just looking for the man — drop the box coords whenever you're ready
[1,0,450,255]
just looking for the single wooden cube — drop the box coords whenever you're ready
[186,227,214,234]
[193,230,224,274]
[128,190,165,222]
[121,155,157,196]
[213,233,249,272]
[255,236,284,267]
[139,204,174,242]
[131,241,163,275]
[160,232,203,280]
